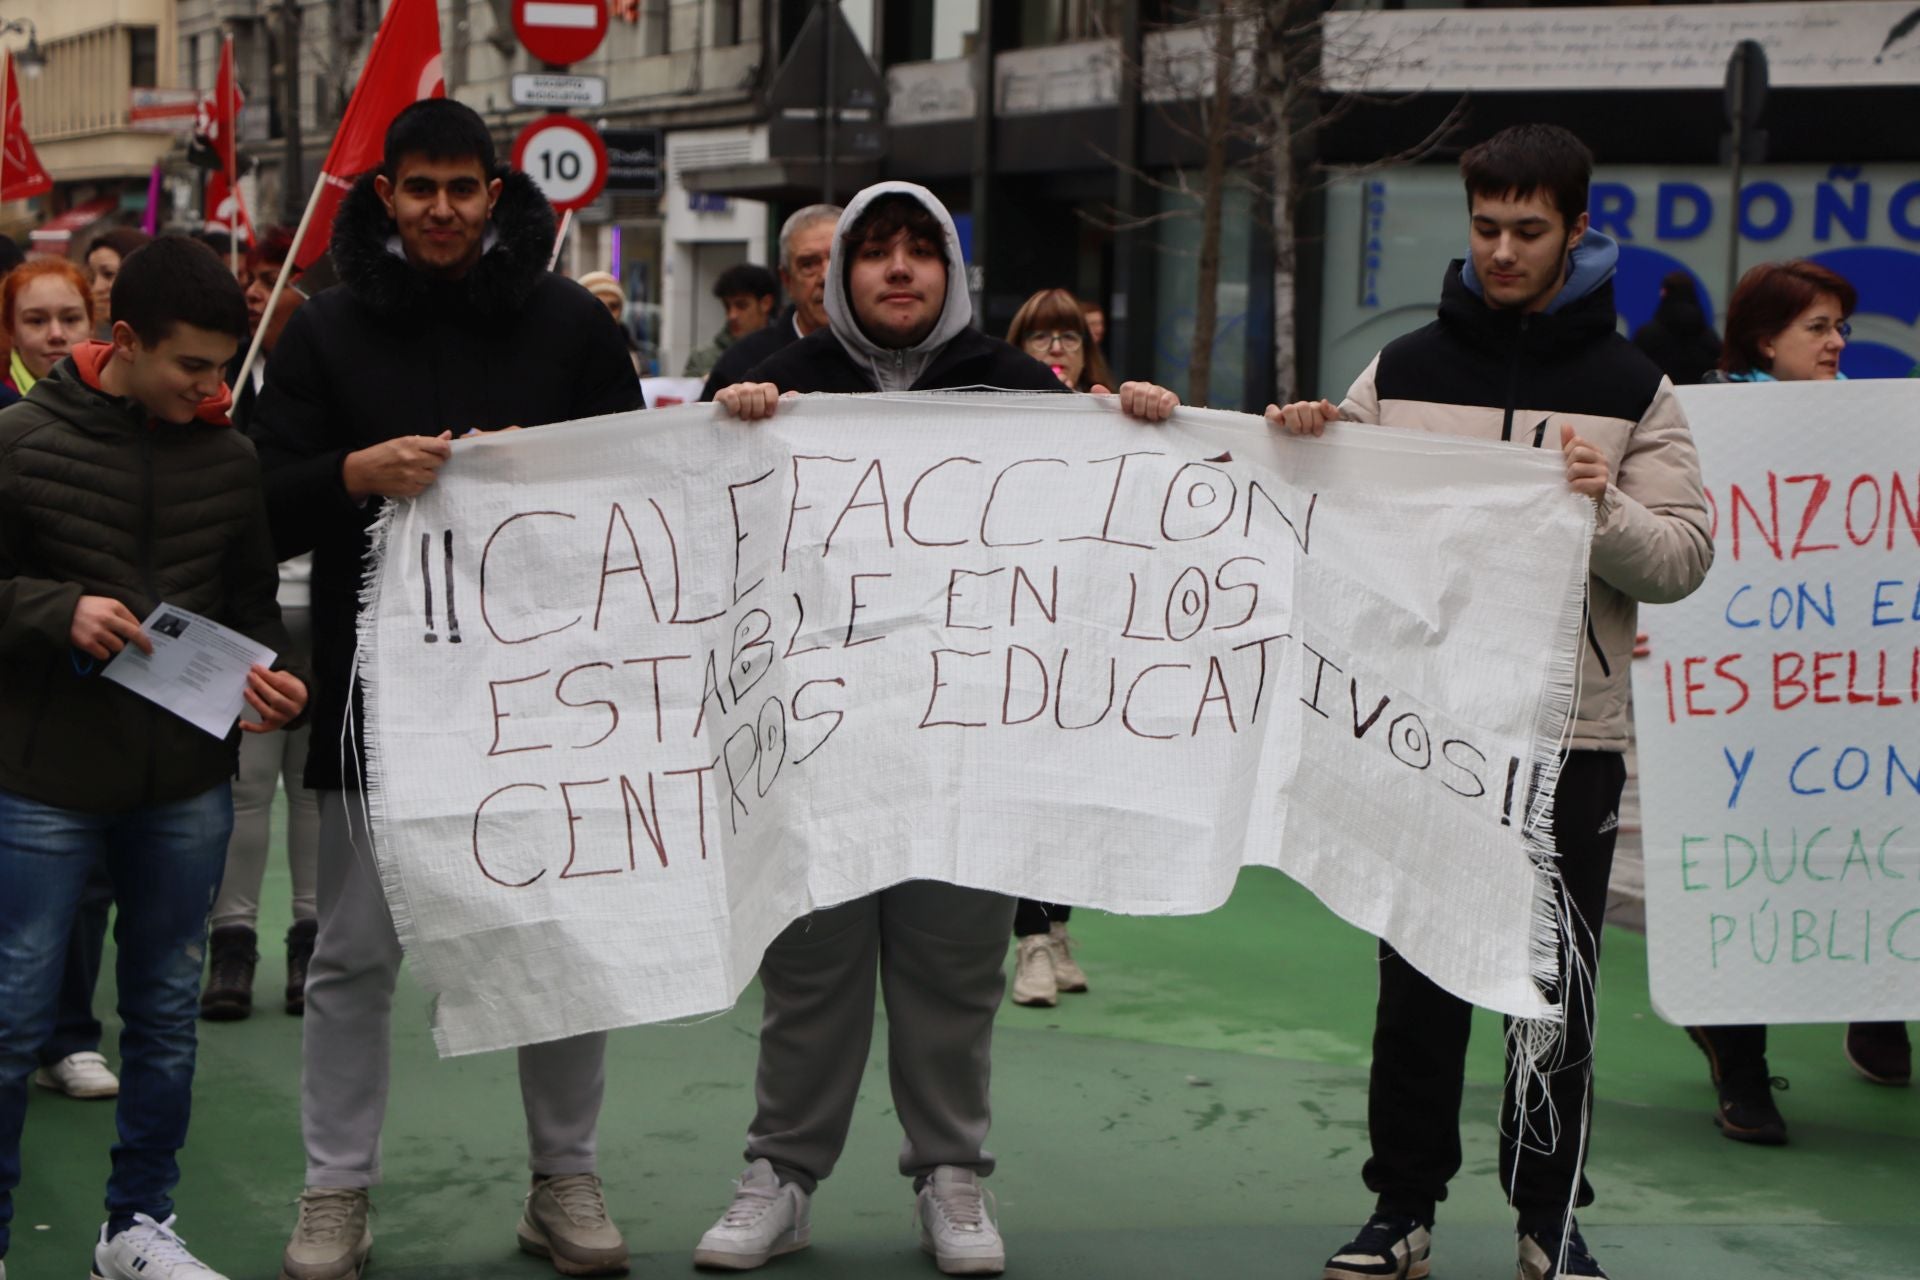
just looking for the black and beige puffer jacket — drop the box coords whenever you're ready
[0,355,300,812]
[1337,249,1713,752]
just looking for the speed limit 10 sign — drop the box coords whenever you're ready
[512,115,608,213]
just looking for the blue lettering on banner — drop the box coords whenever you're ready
[1740,182,1793,240]
[1886,181,1920,241]
[1814,180,1872,243]
[1657,183,1713,240]
[1589,183,1634,241]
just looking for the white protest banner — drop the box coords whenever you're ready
[360,394,1592,1056]
[1637,380,1920,1026]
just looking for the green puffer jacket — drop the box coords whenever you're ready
[0,356,302,813]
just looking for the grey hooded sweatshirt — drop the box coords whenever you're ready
[744,183,1066,397]
[822,181,977,391]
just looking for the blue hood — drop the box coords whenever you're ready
[1460,229,1619,315]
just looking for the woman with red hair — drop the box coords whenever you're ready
[1687,259,1909,1148]
[1,257,95,404]
[1707,258,1855,382]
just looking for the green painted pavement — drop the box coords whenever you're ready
[12,860,1916,1278]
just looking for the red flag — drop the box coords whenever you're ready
[295,0,445,271]
[217,35,241,183]
[1,51,52,201]
[205,169,255,247]
[198,34,244,184]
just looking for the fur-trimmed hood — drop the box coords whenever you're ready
[330,168,558,321]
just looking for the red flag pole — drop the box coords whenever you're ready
[231,175,325,396]
[232,0,441,391]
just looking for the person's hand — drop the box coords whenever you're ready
[461,424,523,438]
[1633,631,1650,660]
[70,596,152,661]
[715,382,784,421]
[1561,424,1610,503]
[1264,400,1340,437]
[1092,381,1179,422]
[343,432,454,500]
[240,666,307,733]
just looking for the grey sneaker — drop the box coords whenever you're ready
[517,1173,629,1276]
[1046,922,1089,992]
[693,1159,811,1270]
[916,1167,1004,1276]
[92,1214,229,1279]
[280,1187,372,1280]
[1011,935,1057,1007]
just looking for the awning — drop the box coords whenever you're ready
[29,197,120,256]
[678,159,880,207]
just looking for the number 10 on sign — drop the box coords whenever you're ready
[511,114,608,213]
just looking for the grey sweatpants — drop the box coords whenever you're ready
[302,789,607,1187]
[746,881,1015,1193]
[213,607,318,932]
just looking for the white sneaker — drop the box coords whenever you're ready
[692,1158,810,1270]
[1011,935,1057,1007]
[916,1167,1004,1276]
[35,1050,119,1099]
[1046,922,1089,993]
[92,1214,230,1279]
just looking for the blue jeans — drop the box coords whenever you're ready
[39,864,112,1065]
[0,783,232,1258]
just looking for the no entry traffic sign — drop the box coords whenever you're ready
[512,114,608,212]
[512,0,607,67]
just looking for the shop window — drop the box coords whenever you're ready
[129,26,158,88]
[1152,180,1253,411]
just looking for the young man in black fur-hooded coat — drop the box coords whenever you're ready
[248,99,641,1280]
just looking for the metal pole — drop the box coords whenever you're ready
[226,34,240,276]
[1724,47,1745,314]
[967,0,993,328]
[281,0,304,224]
[820,0,836,205]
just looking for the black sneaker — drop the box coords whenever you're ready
[1323,1213,1431,1280]
[1844,1022,1912,1086]
[285,919,318,1016]
[1687,1025,1789,1145]
[1516,1217,1607,1280]
[200,925,258,1022]
[1715,1073,1790,1145]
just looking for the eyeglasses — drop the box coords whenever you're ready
[1022,330,1083,351]
[1802,318,1851,340]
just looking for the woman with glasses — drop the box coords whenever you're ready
[996,288,1117,1007]
[1684,260,1908,1146]
[1704,259,1854,383]
[1006,287,1115,394]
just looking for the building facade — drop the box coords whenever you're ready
[1,0,180,254]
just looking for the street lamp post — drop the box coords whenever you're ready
[0,17,44,78]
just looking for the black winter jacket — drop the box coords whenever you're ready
[1339,261,1712,750]
[1631,300,1723,387]
[249,169,645,789]
[744,325,1068,395]
[0,360,301,812]
[700,305,802,401]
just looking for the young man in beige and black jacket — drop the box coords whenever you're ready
[1270,124,1712,1280]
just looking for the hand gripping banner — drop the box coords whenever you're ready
[358,393,1592,1056]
